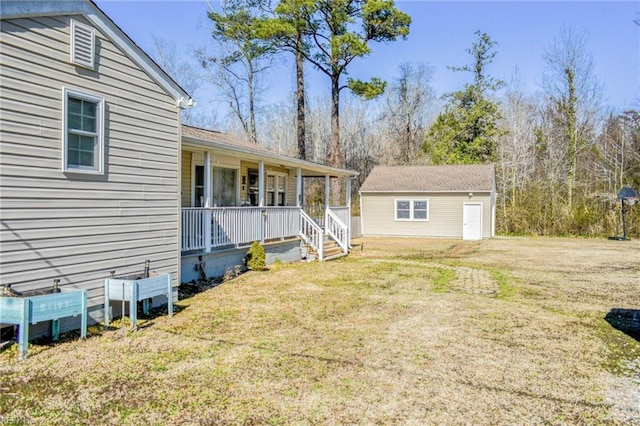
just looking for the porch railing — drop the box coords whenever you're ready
[181,206,351,258]
[329,207,350,226]
[182,207,301,252]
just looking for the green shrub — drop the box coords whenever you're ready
[246,241,266,271]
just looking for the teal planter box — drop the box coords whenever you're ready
[0,289,88,360]
[104,274,173,330]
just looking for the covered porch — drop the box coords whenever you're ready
[180,126,357,279]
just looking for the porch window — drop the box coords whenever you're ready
[395,199,429,221]
[194,165,204,207]
[63,88,104,174]
[212,167,237,206]
[267,173,287,206]
[248,169,259,206]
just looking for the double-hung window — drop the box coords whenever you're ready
[395,199,429,221]
[63,88,104,174]
[266,173,287,206]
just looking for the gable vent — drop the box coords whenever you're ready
[70,19,95,70]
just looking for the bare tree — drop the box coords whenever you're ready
[542,25,602,207]
[152,36,220,128]
[198,0,276,143]
[381,62,435,165]
[261,100,297,155]
[497,70,538,223]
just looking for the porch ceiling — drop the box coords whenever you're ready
[182,127,357,179]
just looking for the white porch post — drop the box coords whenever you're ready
[324,174,330,228]
[259,161,266,243]
[258,161,265,207]
[346,177,352,245]
[204,152,212,253]
[204,152,212,207]
[296,167,302,208]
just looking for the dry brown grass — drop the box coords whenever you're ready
[1,237,639,425]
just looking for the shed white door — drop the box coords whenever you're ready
[463,203,482,240]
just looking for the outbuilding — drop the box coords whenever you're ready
[359,164,496,240]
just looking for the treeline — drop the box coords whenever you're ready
[154,1,639,238]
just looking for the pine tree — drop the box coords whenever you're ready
[424,31,503,164]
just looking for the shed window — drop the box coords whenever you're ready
[395,199,429,221]
[63,88,104,174]
[70,20,95,69]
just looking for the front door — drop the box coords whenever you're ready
[463,203,483,240]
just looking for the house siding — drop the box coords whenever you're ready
[181,151,192,207]
[361,192,493,239]
[0,15,180,324]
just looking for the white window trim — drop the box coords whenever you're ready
[62,87,105,175]
[212,165,240,207]
[395,199,429,221]
[191,163,205,207]
[70,19,95,70]
[266,171,287,206]
[192,158,240,207]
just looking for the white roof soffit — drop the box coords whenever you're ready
[0,0,192,105]
[182,137,358,178]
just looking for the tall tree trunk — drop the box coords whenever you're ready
[330,74,341,168]
[296,40,306,160]
[248,62,257,144]
[565,67,577,207]
[329,74,342,205]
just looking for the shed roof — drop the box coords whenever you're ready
[360,164,495,193]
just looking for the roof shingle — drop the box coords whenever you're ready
[360,164,495,192]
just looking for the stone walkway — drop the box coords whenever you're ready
[368,259,500,296]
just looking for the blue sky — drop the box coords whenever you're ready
[95,0,639,114]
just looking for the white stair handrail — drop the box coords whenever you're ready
[326,209,349,254]
[300,210,323,260]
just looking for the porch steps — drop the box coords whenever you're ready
[322,239,347,261]
[313,237,347,261]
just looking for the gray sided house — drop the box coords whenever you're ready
[359,164,496,240]
[0,0,358,340]
[0,0,192,328]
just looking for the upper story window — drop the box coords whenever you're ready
[395,199,429,221]
[63,88,105,174]
[70,19,95,70]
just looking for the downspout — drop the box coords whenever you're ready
[176,113,182,294]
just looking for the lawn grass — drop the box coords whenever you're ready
[1,237,638,425]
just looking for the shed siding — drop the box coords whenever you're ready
[0,15,180,323]
[361,192,492,239]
